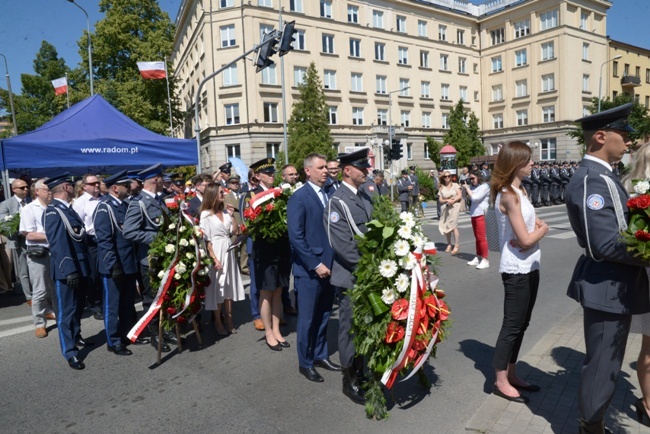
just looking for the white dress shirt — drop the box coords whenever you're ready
[19,200,49,248]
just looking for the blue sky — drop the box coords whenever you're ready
[0,0,647,95]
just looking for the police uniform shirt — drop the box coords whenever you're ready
[19,200,49,248]
[122,189,167,265]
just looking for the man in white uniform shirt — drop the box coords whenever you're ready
[72,174,103,320]
[19,179,55,338]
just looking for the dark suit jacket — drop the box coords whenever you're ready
[288,184,334,278]
[186,195,202,218]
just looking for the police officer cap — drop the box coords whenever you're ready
[227,173,241,182]
[104,170,131,188]
[127,170,142,181]
[339,148,371,169]
[409,165,416,170]
[401,169,408,175]
[44,173,73,189]
[163,175,172,183]
[219,162,232,174]
[138,163,163,180]
[542,161,548,166]
[571,161,577,164]
[482,161,489,166]
[250,157,276,174]
[576,102,635,133]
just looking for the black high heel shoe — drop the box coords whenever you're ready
[266,339,282,351]
[634,398,650,426]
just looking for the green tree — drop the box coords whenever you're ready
[568,94,650,155]
[426,100,483,170]
[287,62,336,172]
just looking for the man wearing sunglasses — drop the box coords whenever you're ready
[0,179,32,300]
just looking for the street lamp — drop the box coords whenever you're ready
[67,0,94,95]
[598,55,622,112]
[387,86,409,199]
[0,54,18,136]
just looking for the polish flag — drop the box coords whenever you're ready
[137,61,166,79]
[51,77,67,95]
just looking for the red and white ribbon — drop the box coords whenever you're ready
[250,188,282,210]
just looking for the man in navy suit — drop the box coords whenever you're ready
[186,174,211,219]
[288,153,341,383]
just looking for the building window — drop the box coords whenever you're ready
[582,43,589,61]
[474,91,479,101]
[440,54,448,71]
[407,143,413,160]
[258,0,272,7]
[372,10,384,29]
[515,49,527,67]
[347,5,358,23]
[515,80,527,97]
[266,142,281,158]
[396,15,406,33]
[263,102,278,123]
[420,51,429,68]
[375,42,385,61]
[424,142,430,159]
[491,56,503,73]
[377,109,387,125]
[293,30,306,50]
[399,79,410,95]
[540,138,556,160]
[541,74,555,92]
[624,63,630,76]
[352,107,364,125]
[442,113,449,129]
[646,96,649,109]
[398,47,409,65]
[492,85,503,102]
[637,66,641,77]
[290,0,303,12]
[646,68,650,83]
[457,29,465,45]
[541,41,554,60]
[293,67,306,86]
[542,106,555,123]
[438,25,447,41]
[490,28,505,45]
[226,144,241,159]
[220,0,234,8]
[322,34,334,54]
[400,110,410,127]
[421,81,431,98]
[376,75,387,94]
[493,113,503,129]
[441,84,450,100]
[422,112,431,128]
[580,12,588,30]
[459,86,467,101]
[261,64,277,85]
[223,64,238,86]
[349,38,361,57]
[328,106,337,124]
[613,61,619,77]
[489,144,500,156]
[323,70,336,89]
[458,57,466,73]
[514,19,530,39]
[583,106,590,117]
[320,0,332,18]
[351,73,363,92]
[516,109,528,126]
[418,20,427,37]
[635,94,640,104]
[224,103,240,125]
[220,25,236,47]
[582,74,590,92]
[540,10,558,30]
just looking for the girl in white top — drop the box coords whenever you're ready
[490,141,549,404]
[463,170,491,269]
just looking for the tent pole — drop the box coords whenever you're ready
[164,57,173,136]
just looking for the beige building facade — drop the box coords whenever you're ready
[608,39,650,111]
[170,0,613,173]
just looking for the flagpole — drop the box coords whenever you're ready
[164,57,173,136]
[65,73,70,109]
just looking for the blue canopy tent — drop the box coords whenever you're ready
[0,95,196,177]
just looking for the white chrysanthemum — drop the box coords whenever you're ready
[185,252,193,259]
[174,273,182,280]
[381,287,397,305]
[168,223,176,230]
[397,224,413,240]
[199,248,206,257]
[634,180,650,195]
[379,259,398,278]
[412,233,426,249]
[194,227,202,237]
[394,239,410,257]
[280,183,291,190]
[399,211,416,228]
[164,244,175,253]
[189,238,196,246]
[157,270,165,279]
[400,253,418,270]
[198,267,209,276]
[395,273,410,293]
[179,238,189,247]
[293,182,303,190]
[193,262,197,267]
[4,216,11,222]
[176,262,187,274]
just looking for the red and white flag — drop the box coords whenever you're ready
[137,61,166,79]
[51,77,67,95]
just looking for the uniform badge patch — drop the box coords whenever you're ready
[368,185,375,191]
[586,194,604,210]
[329,211,340,223]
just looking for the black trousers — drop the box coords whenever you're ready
[531,183,540,205]
[492,270,539,370]
[85,237,102,310]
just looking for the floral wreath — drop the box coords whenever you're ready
[623,178,650,259]
[242,182,302,241]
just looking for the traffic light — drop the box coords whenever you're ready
[255,31,278,72]
[278,21,297,56]
[391,139,403,160]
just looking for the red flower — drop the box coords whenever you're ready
[628,197,638,209]
[434,289,446,299]
[391,299,409,321]
[385,321,405,343]
[413,339,428,351]
[418,314,430,335]
[637,195,650,210]
[177,316,187,324]
[424,294,438,318]
[265,203,274,212]
[166,307,177,315]
[239,224,247,233]
[635,230,650,241]
[438,300,450,321]
[162,294,171,302]
[405,347,418,365]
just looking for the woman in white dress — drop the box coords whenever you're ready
[199,183,245,336]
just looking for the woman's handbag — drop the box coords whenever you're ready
[484,206,501,252]
[26,245,48,258]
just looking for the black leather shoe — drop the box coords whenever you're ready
[151,334,171,352]
[75,337,94,347]
[315,358,342,371]
[277,340,290,348]
[93,310,104,320]
[162,330,179,345]
[512,383,540,392]
[107,345,133,356]
[492,385,528,403]
[122,337,150,346]
[342,367,365,405]
[67,356,85,370]
[266,339,282,351]
[299,367,324,382]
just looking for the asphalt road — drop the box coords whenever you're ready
[0,204,582,433]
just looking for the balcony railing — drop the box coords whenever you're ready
[621,75,641,87]
[371,125,406,135]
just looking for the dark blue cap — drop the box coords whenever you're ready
[250,158,275,174]
[103,170,131,188]
[138,163,163,180]
[576,103,635,133]
[339,148,371,169]
[44,173,73,189]
[127,170,142,181]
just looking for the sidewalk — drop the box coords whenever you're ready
[466,308,650,433]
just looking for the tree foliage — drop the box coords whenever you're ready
[568,94,650,155]
[287,62,337,173]
[426,100,483,170]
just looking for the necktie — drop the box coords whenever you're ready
[19,200,25,208]
[319,189,328,207]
